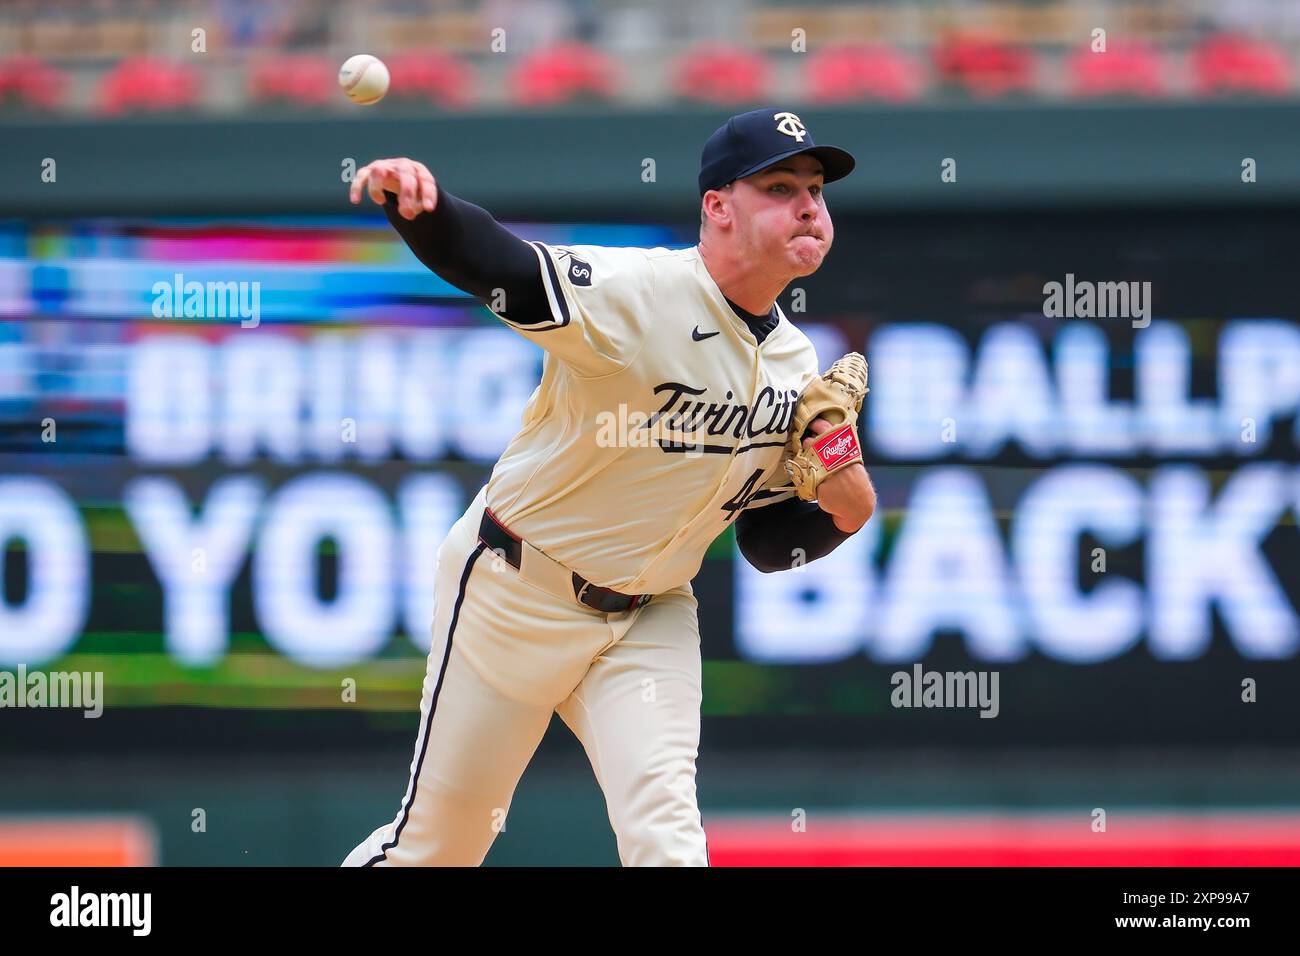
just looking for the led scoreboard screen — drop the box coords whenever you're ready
[0,208,1296,749]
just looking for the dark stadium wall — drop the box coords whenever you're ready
[6,101,1300,218]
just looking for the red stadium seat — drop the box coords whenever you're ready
[1192,33,1292,97]
[671,44,768,105]
[387,51,471,110]
[509,43,617,107]
[248,54,335,107]
[932,33,1036,98]
[98,57,201,115]
[1067,40,1167,98]
[806,43,924,103]
[0,55,69,110]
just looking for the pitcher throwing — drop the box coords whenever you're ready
[342,108,876,867]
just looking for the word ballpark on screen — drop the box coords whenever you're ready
[49,886,151,936]
[870,319,1300,459]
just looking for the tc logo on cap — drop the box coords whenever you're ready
[774,111,808,143]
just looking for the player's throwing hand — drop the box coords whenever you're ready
[349,157,438,220]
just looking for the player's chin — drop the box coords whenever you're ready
[788,240,826,274]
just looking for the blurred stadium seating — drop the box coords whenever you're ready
[3,0,1300,115]
[509,41,618,106]
[1191,32,1293,96]
[672,43,769,105]
[804,44,925,103]
[1066,39,1167,98]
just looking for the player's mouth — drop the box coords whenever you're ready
[790,232,824,248]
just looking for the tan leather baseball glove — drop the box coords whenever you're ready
[784,352,869,501]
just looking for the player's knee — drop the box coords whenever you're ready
[611,770,708,866]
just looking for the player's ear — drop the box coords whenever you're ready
[702,189,731,229]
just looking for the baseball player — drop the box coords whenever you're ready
[342,108,876,866]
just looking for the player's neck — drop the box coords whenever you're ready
[698,239,787,316]
[724,296,773,323]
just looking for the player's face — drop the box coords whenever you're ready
[730,155,833,277]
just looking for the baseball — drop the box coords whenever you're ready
[338,54,389,106]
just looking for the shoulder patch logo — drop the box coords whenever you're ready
[568,258,592,286]
[556,249,592,286]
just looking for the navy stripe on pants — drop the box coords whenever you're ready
[363,541,486,866]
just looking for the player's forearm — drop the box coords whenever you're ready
[734,497,855,573]
[817,462,876,533]
[382,187,552,324]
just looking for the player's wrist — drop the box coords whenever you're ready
[829,510,867,534]
[817,465,875,533]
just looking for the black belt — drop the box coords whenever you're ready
[478,508,652,614]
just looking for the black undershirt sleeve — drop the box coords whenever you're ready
[382,187,553,325]
[734,496,856,573]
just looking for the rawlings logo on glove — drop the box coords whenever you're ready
[815,424,860,468]
[784,353,868,501]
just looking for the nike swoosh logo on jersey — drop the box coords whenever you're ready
[692,327,720,341]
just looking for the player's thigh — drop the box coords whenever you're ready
[416,541,603,800]
[360,646,554,866]
[556,590,704,816]
[353,528,606,866]
[411,625,555,804]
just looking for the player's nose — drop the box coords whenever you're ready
[797,188,820,221]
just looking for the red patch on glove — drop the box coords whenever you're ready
[814,423,860,470]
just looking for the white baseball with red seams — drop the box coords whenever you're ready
[338,54,389,105]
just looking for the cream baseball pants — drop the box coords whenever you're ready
[343,486,709,866]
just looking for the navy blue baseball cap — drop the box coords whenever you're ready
[698,108,856,196]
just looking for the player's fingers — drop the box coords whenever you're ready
[366,161,394,206]
[349,165,371,204]
[415,164,438,212]
[397,165,419,219]
[802,417,833,451]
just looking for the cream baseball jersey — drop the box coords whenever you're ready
[483,241,821,596]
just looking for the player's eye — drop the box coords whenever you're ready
[770,183,788,193]
[810,185,822,198]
